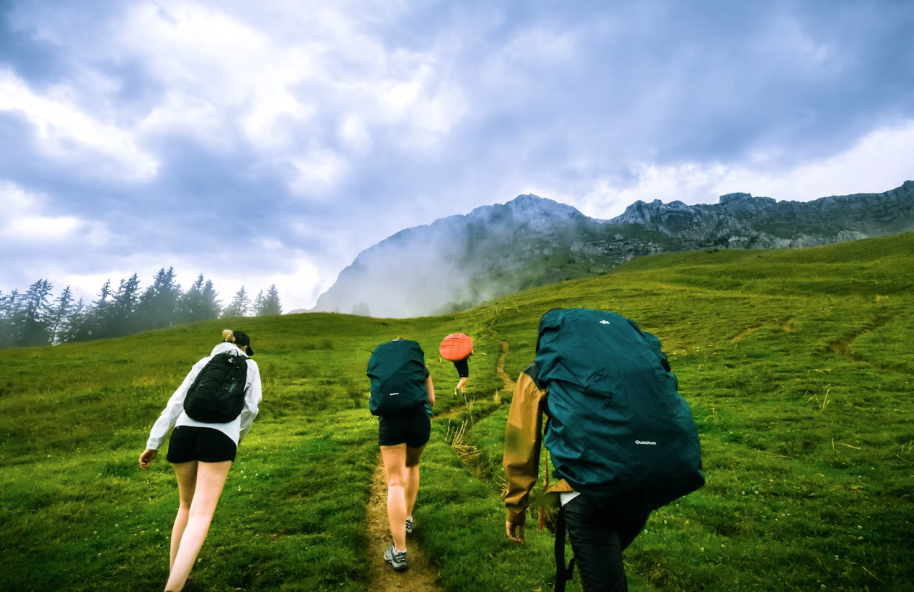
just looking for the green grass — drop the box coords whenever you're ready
[2,233,913,590]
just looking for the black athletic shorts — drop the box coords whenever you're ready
[454,358,469,378]
[378,412,431,448]
[166,426,237,463]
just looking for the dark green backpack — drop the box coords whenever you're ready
[536,308,704,510]
[368,340,429,418]
[183,352,249,423]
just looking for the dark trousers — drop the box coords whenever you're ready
[562,495,651,592]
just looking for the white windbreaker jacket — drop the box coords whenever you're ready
[146,342,262,450]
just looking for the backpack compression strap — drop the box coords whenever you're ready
[540,449,549,531]
[554,506,576,592]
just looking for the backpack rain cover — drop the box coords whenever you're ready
[439,333,473,362]
[368,340,429,418]
[536,308,704,510]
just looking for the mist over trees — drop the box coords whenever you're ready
[0,269,283,350]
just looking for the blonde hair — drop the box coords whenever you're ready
[222,329,235,343]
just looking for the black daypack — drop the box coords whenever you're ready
[367,340,429,418]
[183,352,249,423]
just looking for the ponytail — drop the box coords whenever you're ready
[222,329,235,343]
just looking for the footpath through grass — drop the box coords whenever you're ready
[2,233,913,591]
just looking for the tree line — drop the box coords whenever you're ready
[0,268,282,350]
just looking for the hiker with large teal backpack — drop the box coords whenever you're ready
[367,338,436,572]
[504,309,704,592]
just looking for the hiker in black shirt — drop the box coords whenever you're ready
[453,354,470,394]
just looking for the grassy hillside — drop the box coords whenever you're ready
[2,233,912,591]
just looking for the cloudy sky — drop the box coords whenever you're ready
[2,0,913,311]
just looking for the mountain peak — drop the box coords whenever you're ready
[719,192,753,204]
[502,193,585,219]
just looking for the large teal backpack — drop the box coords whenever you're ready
[368,339,429,418]
[536,308,704,510]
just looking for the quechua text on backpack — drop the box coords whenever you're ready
[183,352,249,423]
[367,340,429,418]
[536,308,704,510]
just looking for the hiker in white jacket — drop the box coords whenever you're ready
[139,329,262,592]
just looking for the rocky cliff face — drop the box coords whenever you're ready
[312,181,914,318]
[609,181,914,249]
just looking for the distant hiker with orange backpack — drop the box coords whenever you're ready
[439,332,473,394]
[503,309,704,592]
[139,330,262,592]
[368,338,436,571]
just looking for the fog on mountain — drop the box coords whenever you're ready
[313,181,914,318]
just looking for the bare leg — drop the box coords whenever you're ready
[380,444,407,551]
[404,444,425,519]
[165,461,232,592]
[170,462,198,571]
[456,377,467,393]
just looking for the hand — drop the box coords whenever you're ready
[138,449,157,470]
[506,520,525,544]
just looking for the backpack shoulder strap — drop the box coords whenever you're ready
[554,506,576,592]
[187,353,220,392]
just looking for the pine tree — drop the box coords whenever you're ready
[19,279,54,346]
[0,290,5,348]
[0,290,19,349]
[253,290,265,316]
[48,286,74,345]
[223,286,251,318]
[96,280,112,305]
[136,268,180,330]
[201,280,223,320]
[60,298,87,344]
[90,279,113,339]
[111,274,142,336]
[178,275,205,324]
[260,285,283,316]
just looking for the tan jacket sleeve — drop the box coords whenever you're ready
[503,371,546,526]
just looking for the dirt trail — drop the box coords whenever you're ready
[364,325,514,589]
[366,462,442,592]
[730,319,794,342]
[490,327,516,392]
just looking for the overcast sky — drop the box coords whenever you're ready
[2,0,913,311]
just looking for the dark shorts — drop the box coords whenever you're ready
[378,413,431,448]
[454,358,469,378]
[166,426,237,463]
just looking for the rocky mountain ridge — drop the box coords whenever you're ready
[611,181,913,249]
[312,181,914,318]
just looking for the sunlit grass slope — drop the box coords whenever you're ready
[2,232,913,591]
